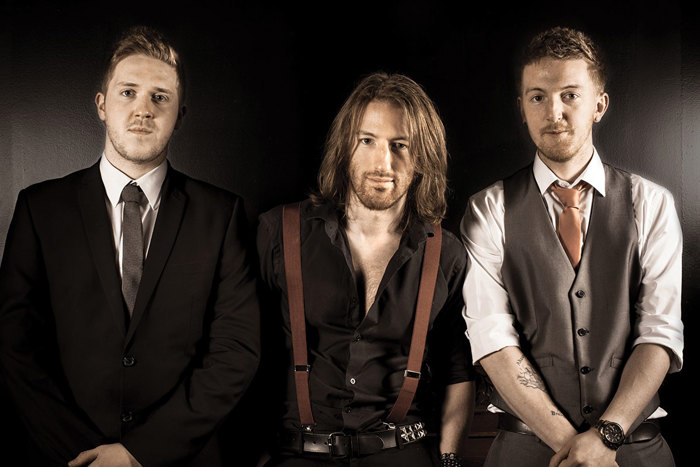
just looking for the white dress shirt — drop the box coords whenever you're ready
[461,150,684,374]
[99,155,167,278]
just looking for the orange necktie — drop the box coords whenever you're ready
[550,182,587,268]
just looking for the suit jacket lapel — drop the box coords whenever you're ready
[125,168,187,345]
[78,163,127,337]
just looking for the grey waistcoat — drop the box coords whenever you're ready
[494,163,659,430]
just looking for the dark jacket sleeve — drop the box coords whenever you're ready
[120,195,261,466]
[0,190,106,464]
[256,206,283,292]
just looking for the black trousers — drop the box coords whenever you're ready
[265,439,439,466]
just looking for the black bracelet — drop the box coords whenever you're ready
[440,452,464,467]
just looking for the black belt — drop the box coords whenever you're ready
[497,412,660,444]
[279,422,428,458]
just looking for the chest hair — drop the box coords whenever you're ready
[346,232,401,315]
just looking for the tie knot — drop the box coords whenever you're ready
[550,182,586,208]
[121,183,146,205]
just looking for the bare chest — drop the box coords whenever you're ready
[346,234,401,315]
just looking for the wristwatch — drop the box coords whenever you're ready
[595,419,625,450]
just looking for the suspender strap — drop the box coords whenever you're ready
[282,203,315,428]
[386,224,442,424]
[282,201,443,428]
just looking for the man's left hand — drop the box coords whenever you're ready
[68,443,141,467]
[549,428,618,467]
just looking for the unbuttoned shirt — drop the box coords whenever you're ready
[461,151,684,411]
[258,200,474,433]
[99,155,167,278]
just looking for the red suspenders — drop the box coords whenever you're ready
[282,202,316,427]
[282,202,442,429]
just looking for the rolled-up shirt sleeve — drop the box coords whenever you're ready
[631,175,684,372]
[460,182,520,363]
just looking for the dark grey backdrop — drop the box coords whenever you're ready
[1,1,696,465]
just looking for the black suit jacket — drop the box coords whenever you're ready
[0,162,260,466]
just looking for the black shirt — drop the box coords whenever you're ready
[257,199,473,433]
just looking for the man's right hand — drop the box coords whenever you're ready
[548,428,618,467]
[68,443,141,467]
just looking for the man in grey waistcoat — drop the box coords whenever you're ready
[460,27,683,466]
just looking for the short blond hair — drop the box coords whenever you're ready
[518,26,607,92]
[101,26,185,102]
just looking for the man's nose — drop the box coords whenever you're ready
[546,98,563,122]
[373,142,393,171]
[133,95,154,119]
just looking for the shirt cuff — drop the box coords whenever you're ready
[633,313,684,373]
[464,311,521,364]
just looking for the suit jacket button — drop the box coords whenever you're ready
[122,356,136,367]
[121,411,133,423]
[583,405,594,414]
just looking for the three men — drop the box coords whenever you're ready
[461,27,683,466]
[257,72,475,466]
[0,21,684,467]
[0,26,260,466]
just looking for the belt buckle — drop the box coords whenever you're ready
[326,431,345,457]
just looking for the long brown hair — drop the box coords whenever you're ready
[315,72,448,227]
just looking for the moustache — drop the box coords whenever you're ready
[365,170,394,178]
[363,171,397,183]
[128,121,154,131]
[541,126,570,135]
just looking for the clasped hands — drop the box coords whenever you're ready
[548,428,618,467]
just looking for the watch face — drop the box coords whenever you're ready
[602,423,624,443]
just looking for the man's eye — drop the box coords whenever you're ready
[360,137,372,144]
[393,142,408,150]
[153,94,168,102]
[121,90,134,97]
[531,95,543,103]
[564,93,578,100]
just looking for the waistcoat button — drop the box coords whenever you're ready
[121,411,133,423]
[580,366,592,374]
[583,405,594,414]
[122,356,136,367]
[577,328,589,337]
[350,378,356,384]
[575,290,586,298]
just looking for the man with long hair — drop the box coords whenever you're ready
[461,27,683,466]
[0,26,260,466]
[257,72,475,466]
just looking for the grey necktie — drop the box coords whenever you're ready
[121,183,145,316]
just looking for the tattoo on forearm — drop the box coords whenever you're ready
[551,410,564,417]
[515,355,546,392]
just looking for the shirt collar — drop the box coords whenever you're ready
[532,148,606,197]
[99,154,168,210]
[305,199,433,249]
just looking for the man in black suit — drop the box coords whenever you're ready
[0,26,260,466]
